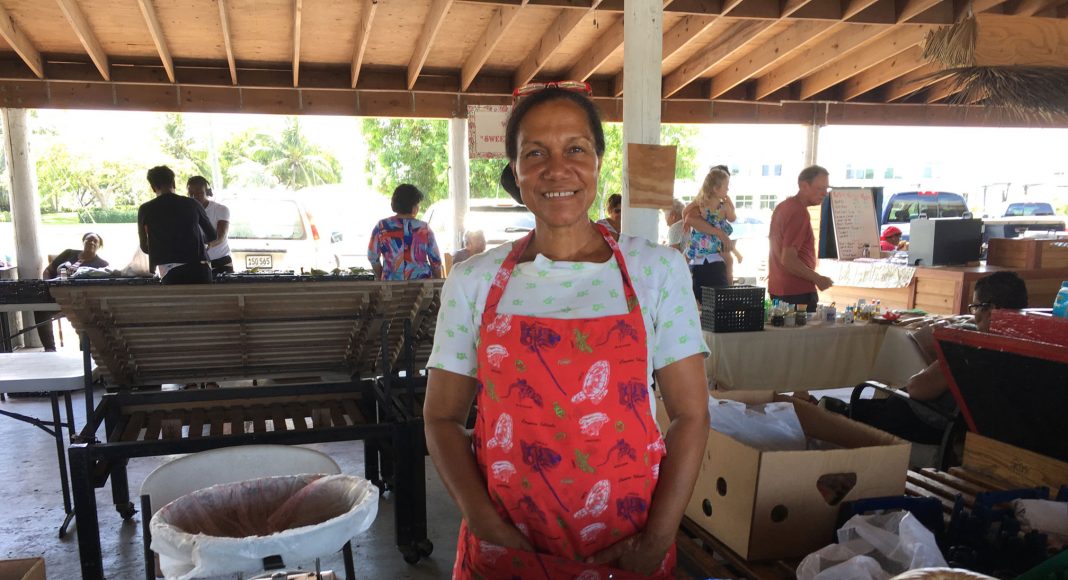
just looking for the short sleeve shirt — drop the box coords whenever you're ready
[367,216,443,280]
[427,234,709,390]
[686,208,733,264]
[203,200,231,261]
[768,195,816,296]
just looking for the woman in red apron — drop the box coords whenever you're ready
[424,85,710,579]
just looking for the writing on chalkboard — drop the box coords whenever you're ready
[829,188,881,261]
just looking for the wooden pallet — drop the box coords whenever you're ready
[50,280,442,385]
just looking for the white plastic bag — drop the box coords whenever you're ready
[708,396,806,451]
[797,512,947,580]
[121,247,153,277]
[151,474,378,580]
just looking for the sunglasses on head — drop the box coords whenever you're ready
[513,80,593,103]
[967,302,992,314]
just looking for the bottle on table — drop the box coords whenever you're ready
[59,265,70,281]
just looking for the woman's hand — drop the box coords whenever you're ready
[587,532,671,576]
[469,514,534,552]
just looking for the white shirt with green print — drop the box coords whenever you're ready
[427,234,710,393]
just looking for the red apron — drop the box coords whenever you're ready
[454,225,674,579]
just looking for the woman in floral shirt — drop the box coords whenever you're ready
[367,184,443,280]
[684,167,735,302]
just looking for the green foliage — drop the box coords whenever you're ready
[361,118,510,205]
[253,117,343,189]
[36,144,144,212]
[361,118,698,212]
[78,206,139,223]
[159,114,212,179]
[0,210,9,222]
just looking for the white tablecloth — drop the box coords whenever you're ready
[704,323,895,392]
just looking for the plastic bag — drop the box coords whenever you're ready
[708,396,806,451]
[796,511,947,580]
[151,474,378,580]
[121,247,153,277]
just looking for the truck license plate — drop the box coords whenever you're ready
[246,255,272,269]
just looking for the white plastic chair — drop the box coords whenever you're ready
[139,445,356,579]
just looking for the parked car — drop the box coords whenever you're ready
[299,185,393,271]
[1003,202,1056,217]
[424,198,535,256]
[221,191,334,273]
[881,191,969,239]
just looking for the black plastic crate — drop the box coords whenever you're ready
[701,307,765,333]
[701,285,765,311]
[700,285,765,333]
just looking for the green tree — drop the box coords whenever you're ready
[158,114,212,179]
[361,118,509,205]
[255,117,342,189]
[36,143,142,212]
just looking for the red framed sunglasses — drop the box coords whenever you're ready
[512,80,593,103]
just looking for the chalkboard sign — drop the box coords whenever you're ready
[829,188,881,260]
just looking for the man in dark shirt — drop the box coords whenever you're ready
[137,166,217,284]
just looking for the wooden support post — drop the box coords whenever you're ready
[622,0,664,242]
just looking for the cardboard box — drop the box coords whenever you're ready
[0,558,45,580]
[659,391,910,561]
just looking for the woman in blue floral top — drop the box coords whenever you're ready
[368,184,443,280]
[683,167,736,303]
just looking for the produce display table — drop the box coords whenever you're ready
[47,278,442,580]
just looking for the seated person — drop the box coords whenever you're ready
[35,232,108,351]
[451,230,486,266]
[849,271,1028,444]
[595,193,622,236]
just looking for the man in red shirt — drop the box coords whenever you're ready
[768,165,834,312]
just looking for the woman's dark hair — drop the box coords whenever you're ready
[82,232,103,247]
[499,88,607,203]
[504,88,606,162]
[391,184,424,214]
[187,175,213,197]
[974,271,1028,309]
[606,194,622,210]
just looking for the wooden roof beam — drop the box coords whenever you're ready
[840,43,926,99]
[709,20,831,99]
[1013,0,1062,15]
[352,0,379,88]
[843,0,885,19]
[568,15,623,81]
[613,7,717,96]
[292,0,302,87]
[56,0,110,81]
[218,0,237,85]
[972,0,1012,12]
[799,23,931,99]
[514,1,601,88]
[926,77,962,103]
[462,2,525,90]
[136,0,175,83]
[754,22,885,99]
[663,19,773,97]
[409,0,454,89]
[883,61,939,100]
[897,0,943,21]
[0,5,43,78]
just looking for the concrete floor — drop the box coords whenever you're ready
[0,385,462,579]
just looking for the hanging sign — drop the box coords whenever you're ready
[467,105,511,159]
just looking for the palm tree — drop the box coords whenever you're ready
[255,117,342,189]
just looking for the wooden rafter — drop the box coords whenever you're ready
[782,0,819,16]
[897,0,943,21]
[926,77,962,103]
[709,20,830,99]
[883,61,940,101]
[799,24,931,99]
[136,0,175,83]
[972,0,1012,11]
[293,0,302,87]
[218,0,237,85]
[513,1,601,88]
[1014,0,1062,16]
[614,11,717,96]
[408,0,454,89]
[0,5,43,78]
[841,43,926,99]
[842,0,884,19]
[462,2,525,90]
[56,0,110,81]
[351,0,379,88]
[663,19,774,97]
[568,15,623,81]
[754,22,884,99]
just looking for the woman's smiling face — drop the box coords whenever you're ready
[512,99,601,231]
